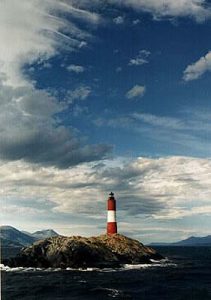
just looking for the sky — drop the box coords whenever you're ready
[0,0,211,243]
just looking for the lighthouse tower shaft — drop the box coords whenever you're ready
[107,193,117,234]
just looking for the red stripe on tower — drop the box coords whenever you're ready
[107,192,117,234]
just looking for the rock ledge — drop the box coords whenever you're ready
[4,234,163,269]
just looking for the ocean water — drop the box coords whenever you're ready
[1,246,211,300]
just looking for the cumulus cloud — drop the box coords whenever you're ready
[111,0,211,22]
[183,51,211,81]
[126,85,146,99]
[0,78,111,168]
[67,64,85,73]
[129,50,150,66]
[113,16,124,24]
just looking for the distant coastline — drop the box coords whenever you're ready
[150,235,211,247]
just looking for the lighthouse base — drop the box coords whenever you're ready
[107,222,117,234]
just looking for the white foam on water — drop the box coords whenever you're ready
[83,267,99,271]
[66,267,100,272]
[103,288,123,298]
[0,264,63,272]
[0,264,43,272]
[91,287,123,298]
[0,259,177,273]
[121,260,177,271]
[44,267,62,272]
[0,264,100,273]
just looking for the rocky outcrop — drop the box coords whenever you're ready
[4,234,163,269]
[98,234,162,263]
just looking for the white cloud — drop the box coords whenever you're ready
[1,156,210,226]
[78,41,88,48]
[0,3,110,168]
[111,0,211,22]
[67,64,85,73]
[126,85,146,99]
[2,0,205,89]
[94,109,211,156]
[129,50,150,66]
[132,113,185,129]
[1,155,210,241]
[132,19,141,25]
[67,85,91,103]
[153,205,211,220]
[183,51,211,81]
[0,0,99,87]
[113,16,124,24]
[131,110,211,133]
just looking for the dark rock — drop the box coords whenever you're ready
[3,234,163,269]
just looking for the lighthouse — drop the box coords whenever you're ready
[107,192,117,234]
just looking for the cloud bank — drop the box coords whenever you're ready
[1,156,210,221]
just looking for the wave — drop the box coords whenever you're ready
[90,287,124,297]
[121,260,177,271]
[0,264,61,272]
[0,264,105,273]
[0,259,177,273]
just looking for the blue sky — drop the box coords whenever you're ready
[0,0,211,243]
[29,7,211,158]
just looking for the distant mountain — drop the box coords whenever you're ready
[32,229,59,239]
[150,235,211,246]
[0,226,59,247]
[0,237,23,248]
[0,226,36,246]
[21,230,34,236]
[172,235,211,246]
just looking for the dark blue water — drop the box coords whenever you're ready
[2,247,211,300]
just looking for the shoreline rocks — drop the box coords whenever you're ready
[3,234,163,269]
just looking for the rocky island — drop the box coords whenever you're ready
[4,234,163,269]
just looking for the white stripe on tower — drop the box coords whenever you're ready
[107,210,116,223]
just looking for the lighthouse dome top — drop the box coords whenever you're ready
[109,192,114,197]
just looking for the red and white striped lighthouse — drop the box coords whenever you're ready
[107,192,117,234]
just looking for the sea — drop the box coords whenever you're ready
[1,246,211,300]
